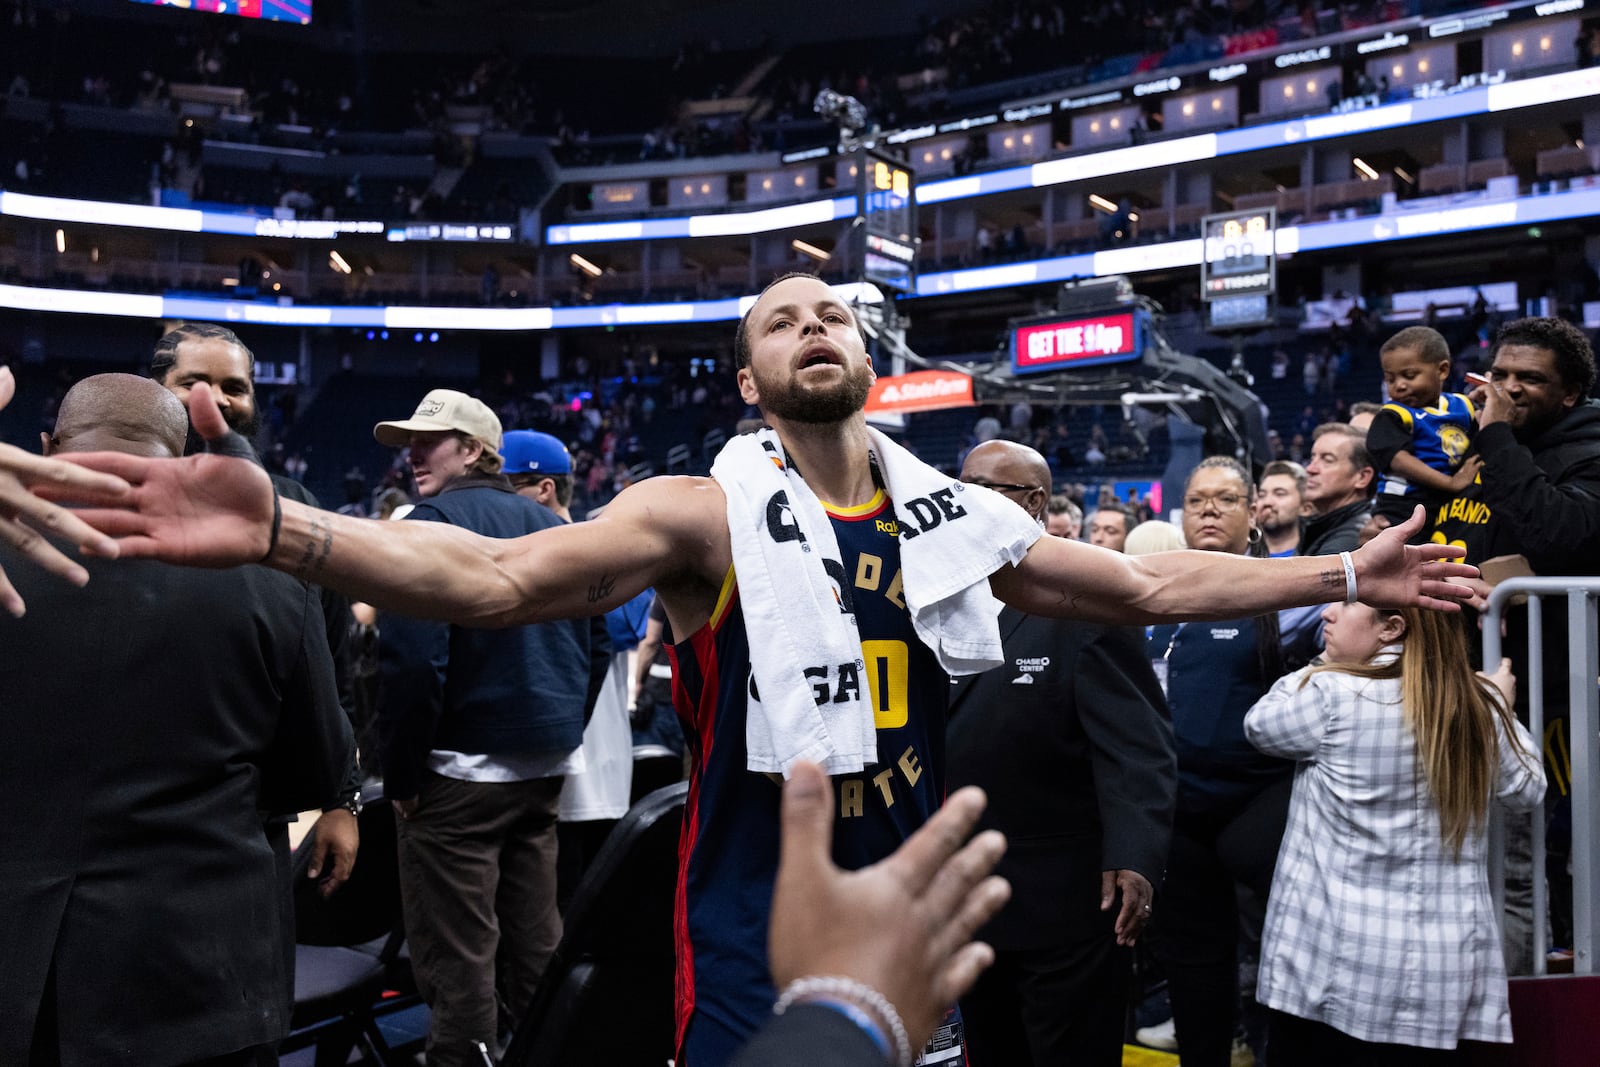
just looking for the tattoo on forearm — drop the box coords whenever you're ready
[1056,590,1084,612]
[587,571,617,604]
[1320,567,1341,589]
[295,514,334,581]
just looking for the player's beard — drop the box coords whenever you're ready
[753,360,873,424]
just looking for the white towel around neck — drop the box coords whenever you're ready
[711,426,1042,775]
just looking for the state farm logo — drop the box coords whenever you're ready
[880,378,970,403]
[867,371,974,414]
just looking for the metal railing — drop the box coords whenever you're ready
[1484,577,1600,976]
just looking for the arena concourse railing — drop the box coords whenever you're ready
[1484,577,1600,977]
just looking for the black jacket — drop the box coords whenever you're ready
[1450,401,1600,572]
[1299,497,1371,556]
[377,474,601,800]
[1432,400,1600,714]
[0,552,350,1066]
[946,611,1175,949]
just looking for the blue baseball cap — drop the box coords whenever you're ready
[501,430,572,475]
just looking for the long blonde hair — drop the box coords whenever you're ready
[1309,608,1533,857]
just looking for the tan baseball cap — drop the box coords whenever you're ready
[373,389,503,450]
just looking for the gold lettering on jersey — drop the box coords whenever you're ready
[1438,497,1491,525]
[897,745,922,788]
[853,553,907,610]
[834,744,930,818]
[871,767,896,806]
[856,553,883,591]
[840,778,865,818]
[875,519,900,535]
[884,568,906,610]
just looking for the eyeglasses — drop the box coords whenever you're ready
[1182,492,1247,514]
[964,478,1042,495]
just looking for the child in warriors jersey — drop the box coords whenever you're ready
[1366,327,1482,531]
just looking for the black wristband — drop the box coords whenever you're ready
[262,486,282,564]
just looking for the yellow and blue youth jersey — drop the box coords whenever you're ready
[1369,391,1477,500]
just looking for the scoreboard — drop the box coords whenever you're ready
[1201,209,1275,299]
[858,148,917,293]
[1202,208,1276,330]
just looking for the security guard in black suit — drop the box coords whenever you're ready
[0,375,351,1066]
[947,440,1176,1067]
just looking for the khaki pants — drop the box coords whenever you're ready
[396,771,564,1067]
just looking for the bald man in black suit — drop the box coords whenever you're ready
[948,441,1176,1066]
[0,374,351,1066]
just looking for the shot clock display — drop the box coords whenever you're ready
[858,148,917,293]
[1200,208,1275,300]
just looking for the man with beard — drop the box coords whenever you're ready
[7,274,1479,1067]
[150,324,362,894]
[151,323,267,446]
[1430,316,1600,974]
[1255,460,1308,558]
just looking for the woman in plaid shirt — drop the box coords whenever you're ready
[1245,605,1545,1064]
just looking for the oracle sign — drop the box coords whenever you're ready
[1010,311,1143,375]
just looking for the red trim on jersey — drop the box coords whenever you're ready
[820,490,891,522]
[668,589,738,1058]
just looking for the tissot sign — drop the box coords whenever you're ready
[1010,311,1143,375]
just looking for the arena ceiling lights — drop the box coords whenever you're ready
[8,67,1600,249]
[7,182,1600,329]
[545,64,1600,243]
[0,280,885,332]
[0,192,481,242]
[545,196,857,245]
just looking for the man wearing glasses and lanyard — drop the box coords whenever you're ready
[946,440,1176,1066]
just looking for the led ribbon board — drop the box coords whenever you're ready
[128,0,311,24]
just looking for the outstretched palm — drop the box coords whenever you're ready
[58,384,276,567]
[1356,505,1475,610]
[66,449,276,566]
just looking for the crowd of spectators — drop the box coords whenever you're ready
[1,0,1493,204]
[1,269,1595,1065]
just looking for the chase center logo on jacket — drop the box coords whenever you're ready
[1012,656,1049,684]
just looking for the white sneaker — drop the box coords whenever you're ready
[1134,1017,1178,1050]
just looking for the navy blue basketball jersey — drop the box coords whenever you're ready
[1373,392,1476,499]
[667,490,959,1067]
